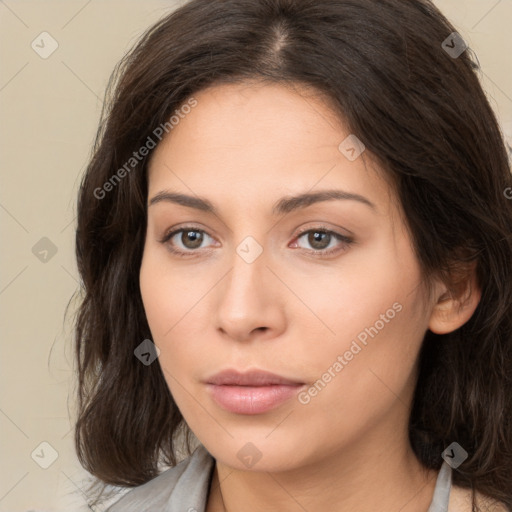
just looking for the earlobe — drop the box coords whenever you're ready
[428,265,481,335]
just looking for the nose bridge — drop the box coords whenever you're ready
[224,233,268,305]
[214,230,283,339]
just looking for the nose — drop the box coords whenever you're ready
[214,240,286,343]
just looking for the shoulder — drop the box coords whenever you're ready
[106,444,215,512]
[449,484,509,512]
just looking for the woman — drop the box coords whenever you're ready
[73,0,512,510]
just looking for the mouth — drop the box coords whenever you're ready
[204,369,306,415]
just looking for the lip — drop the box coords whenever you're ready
[205,369,304,386]
[204,369,306,415]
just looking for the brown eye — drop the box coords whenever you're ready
[306,231,331,250]
[292,227,353,257]
[160,226,215,256]
[179,229,204,249]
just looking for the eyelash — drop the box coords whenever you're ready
[159,225,354,258]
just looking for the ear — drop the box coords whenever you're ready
[428,262,481,335]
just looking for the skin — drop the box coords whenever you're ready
[139,81,481,512]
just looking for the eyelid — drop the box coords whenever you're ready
[159,224,354,257]
[290,225,353,257]
[159,224,216,249]
[293,224,352,242]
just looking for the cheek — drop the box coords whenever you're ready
[295,251,428,433]
[140,241,203,338]
[297,230,423,355]
[139,246,214,383]
[295,234,425,352]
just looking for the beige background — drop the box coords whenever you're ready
[0,1,511,510]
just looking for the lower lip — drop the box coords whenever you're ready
[205,383,304,415]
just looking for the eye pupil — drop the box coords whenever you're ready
[309,231,330,249]
[182,230,203,249]
[165,227,347,257]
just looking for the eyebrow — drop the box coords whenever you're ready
[148,189,376,215]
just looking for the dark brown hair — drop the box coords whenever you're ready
[74,0,512,508]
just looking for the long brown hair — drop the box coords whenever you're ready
[74,0,512,508]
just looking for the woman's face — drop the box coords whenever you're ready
[140,81,436,472]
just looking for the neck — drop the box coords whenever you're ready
[207,413,438,512]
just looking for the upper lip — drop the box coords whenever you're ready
[205,369,304,386]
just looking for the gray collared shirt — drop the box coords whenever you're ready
[106,444,452,511]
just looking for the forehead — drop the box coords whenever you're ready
[153,81,345,158]
[147,81,393,215]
